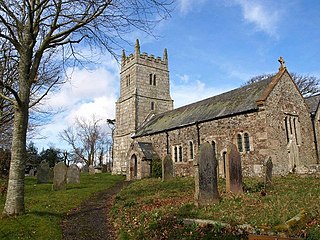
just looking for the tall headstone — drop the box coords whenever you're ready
[81,165,89,173]
[29,168,35,177]
[67,164,80,184]
[194,142,219,207]
[226,143,243,194]
[37,160,50,184]
[89,165,95,175]
[265,157,273,188]
[53,162,68,191]
[162,154,174,181]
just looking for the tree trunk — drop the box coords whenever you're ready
[3,105,29,215]
[3,53,31,215]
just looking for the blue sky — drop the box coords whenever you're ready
[34,0,320,151]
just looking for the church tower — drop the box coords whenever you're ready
[112,40,173,174]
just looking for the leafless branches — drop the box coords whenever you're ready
[59,116,111,166]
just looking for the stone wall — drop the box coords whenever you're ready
[113,41,173,175]
[264,71,317,174]
[132,71,317,177]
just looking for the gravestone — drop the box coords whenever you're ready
[265,157,273,188]
[102,164,108,173]
[81,165,89,173]
[67,164,80,184]
[53,162,68,191]
[49,168,54,181]
[37,160,50,184]
[226,143,243,194]
[162,154,174,181]
[89,165,95,175]
[194,142,219,207]
[29,168,35,177]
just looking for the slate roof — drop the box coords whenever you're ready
[305,93,320,114]
[137,142,159,160]
[134,75,275,137]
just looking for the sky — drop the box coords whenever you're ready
[33,0,320,151]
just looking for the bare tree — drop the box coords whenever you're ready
[244,72,320,97]
[60,116,110,167]
[0,0,172,216]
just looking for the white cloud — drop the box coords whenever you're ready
[177,0,207,15]
[33,60,119,150]
[233,0,280,37]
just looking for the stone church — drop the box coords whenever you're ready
[112,40,320,180]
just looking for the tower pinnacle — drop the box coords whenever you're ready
[122,49,126,63]
[135,39,140,56]
[163,48,168,63]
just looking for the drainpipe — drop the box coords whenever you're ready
[166,131,169,154]
[196,121,200,148]
[311,112,319,164]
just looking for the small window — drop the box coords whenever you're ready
[174,146,178,162]
[293,118,298,144]
[237,134,243,152]
[151,102,155,110]
[289,117,293,134]
[189,141,194,159]
[285,116,289,143]
[211,141,216,156]
[179,146,183,162]
[149,74,153,85]
[244,133,250,152]
[153,74,156,86]
[126,75,130,87]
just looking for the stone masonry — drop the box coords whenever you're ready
[112,40,173,175]
[112,40,318,179]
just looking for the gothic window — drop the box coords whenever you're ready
[189,141,194,159]
[126,75,130,87]
[289,116,293,134]
[293,118,298,144]
[244,133,250,152]
[153,74,156,86]
[211,141,216,156]
[222,151,227,178]
[149,74,153,85]
[174,146,178,162]
[179,146,183,162]
[237,134,243,152]
[285,116,289,143]
[151,102,155,110]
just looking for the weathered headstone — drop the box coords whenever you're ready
[194,142,219,207]
[66,164,80,184]
[162,154,174,181]
[81,165,89,173]
[89,165,95,175]
[226,143,243,194]
[53,162,68,191]
[49,168,54,181]
[265,157,273,188]
[37,160,50,184]
[102,164,108,173]
[29,168,35,177]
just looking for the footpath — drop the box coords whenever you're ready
[61,180,130,240]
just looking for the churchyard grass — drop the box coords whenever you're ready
[0,173,124,239]
[111,175,320,239]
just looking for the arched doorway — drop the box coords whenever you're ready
[131,154,138,178]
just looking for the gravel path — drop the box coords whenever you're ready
[61,180,130,240]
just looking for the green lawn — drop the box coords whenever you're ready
[111,175,320,240]
[0,173,124,240]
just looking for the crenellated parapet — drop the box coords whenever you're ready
[121,39,168,71]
